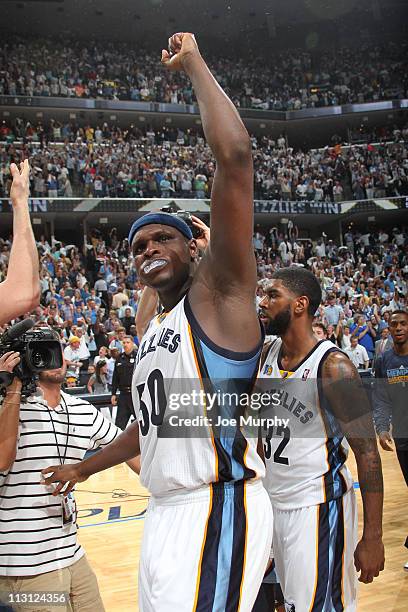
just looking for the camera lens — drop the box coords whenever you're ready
[31,350,49,369]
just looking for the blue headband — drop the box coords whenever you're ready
[128,212,193,244]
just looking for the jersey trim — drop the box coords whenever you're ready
[309,504,320,611]
[187,323,219,482]
[189,326,257,484]
[195,483,224,610]
[190,330,234,482]
[226,481,247,612]
[332,496,346,611]
[309,501,330,611]
[193,484,214,611]
[236,480,248,612]
[260,338,278,371]
[184,296,264,361]
[277,339,326,373]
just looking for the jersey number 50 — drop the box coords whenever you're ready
[136,369,166,436]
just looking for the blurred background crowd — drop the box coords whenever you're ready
[1,38,407,110]
[1,119,407,201]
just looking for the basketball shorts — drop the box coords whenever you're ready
[138,479,273,612]
[272,487,358,612]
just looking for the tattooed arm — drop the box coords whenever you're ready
[322,351,385,584]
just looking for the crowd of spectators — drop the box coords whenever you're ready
[255,224,407,367]
[1,120,407,201]
[1,38,407,111]
[0,222,406,389]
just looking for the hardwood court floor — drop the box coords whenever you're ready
[76,449,408,611]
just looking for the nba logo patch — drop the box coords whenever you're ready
[302,368,310,381]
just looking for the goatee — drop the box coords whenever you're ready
[268,306,292,336]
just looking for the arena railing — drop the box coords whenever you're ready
[0,196,406,217]
[3,137,403,153]
[1,94,407,121]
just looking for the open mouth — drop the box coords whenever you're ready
[142,259,167,275]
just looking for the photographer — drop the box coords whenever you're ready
[0,160,40,325]
[0,351,140,611]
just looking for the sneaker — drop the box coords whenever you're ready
[404,561,408,572]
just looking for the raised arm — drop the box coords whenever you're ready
[0,161,40,325]
[161,33,260,351]
[322,351,384,584]
[162,34,254,292]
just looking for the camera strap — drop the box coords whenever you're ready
[46,395,74,525]
[47,394,70,466]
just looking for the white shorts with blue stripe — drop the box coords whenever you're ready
[138,479,273,612]
[272,487,358,612]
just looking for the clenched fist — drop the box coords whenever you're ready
[161,32,201,72]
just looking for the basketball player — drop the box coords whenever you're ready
[42,32,273,611]
[372,309,408,571]
[257,267,384,611]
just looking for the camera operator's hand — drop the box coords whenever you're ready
[4,375,22,396]
[0,351,20,374]
[191,216,210,251]
[41,463,88,496]
[10,160,30,208]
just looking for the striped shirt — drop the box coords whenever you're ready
[0,391,120,576]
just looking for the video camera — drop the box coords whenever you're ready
[0,320,63,398]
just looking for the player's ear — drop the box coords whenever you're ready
[189,239,198,262]
[294,296,309,315]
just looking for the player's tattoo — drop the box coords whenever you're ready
[322,352,372,427]
[357,449,384,493]
[322,352,383,494]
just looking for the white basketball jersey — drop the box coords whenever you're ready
[259,339,353,510]
[132,296,265,497]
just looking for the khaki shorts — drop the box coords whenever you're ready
[0,554,105,612]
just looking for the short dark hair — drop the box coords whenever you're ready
[272,267,322,315]
[391,309,408,318]
[312,322,327,334]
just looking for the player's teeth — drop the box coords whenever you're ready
[145,260,166,273]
